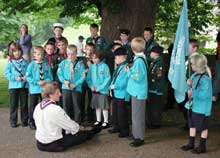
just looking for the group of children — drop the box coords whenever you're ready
[4,22,213,153]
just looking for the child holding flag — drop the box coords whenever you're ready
[181,54,212,154]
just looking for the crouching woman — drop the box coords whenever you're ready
[34,82,101,152]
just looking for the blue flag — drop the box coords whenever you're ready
[168,0,189,103]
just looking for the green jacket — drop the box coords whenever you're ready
[148,56,165,95]
[145,38,158,61]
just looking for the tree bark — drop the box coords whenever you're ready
[100,0,157,41]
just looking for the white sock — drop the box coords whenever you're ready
[102,109,108,123]
[96,109,102,122]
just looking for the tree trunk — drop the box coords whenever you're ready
[100,0,157,41]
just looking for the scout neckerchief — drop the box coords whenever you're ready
[70,59,79,80]
[40,99,56,110]
[38,62,44,80]
[148,57,161,75]
[46,53,53,66]
[112,61,127,84]
[10,58,24,77]
[189,72,207,109]
[59,51,67,59]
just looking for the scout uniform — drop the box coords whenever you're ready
[146,46,165,129]
[4,57,29,127]
[86,61,111,109]
[57,59,85,122]
[119,29,134,64]
[52,51,67,81]
[109,48,130,137]
[86,61,111,128]
[144,38,158,61]
[26,60,53,129]
[126,52,148,146]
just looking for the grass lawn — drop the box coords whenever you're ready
[0,58,9,108]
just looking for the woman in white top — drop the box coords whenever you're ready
[34,82,101,152]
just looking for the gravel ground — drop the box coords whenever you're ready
[1,108,220,158]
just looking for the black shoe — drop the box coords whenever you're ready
[22,122,28,127]
[108,128,119,134]
[129,139,145,147]
[11,123,18,128]
[93,121,102,127]
[191,147,206,154]
[118,133,129,138]
[181,144,194,151]
[29,122,36,130]
[101,122,110,129]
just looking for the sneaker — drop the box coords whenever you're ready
[11,123,18,128]
[22,122,28,127]
[29,122,36,130]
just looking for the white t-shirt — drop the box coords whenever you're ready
[76,42,84,57]
[33,100,79,144]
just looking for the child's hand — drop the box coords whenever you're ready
[64,80,70,87]
[21,77,26,82]
[70,83,76,89]
[187,88,192,98]
[38,80,45,86]
[125,66,130,72]
[187,79,193,86]
[16,77,22,81]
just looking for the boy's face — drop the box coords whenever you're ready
[45,45,55,55]
[67,49,77,62]
[85,46,94,57]
[34,51,44,62]
[150,52,159,59]
[143,31,153,41]
[92,55,100,64]
[115,55,126,65]
[13,50,22,59]
[90,27,98,37]
[120,33,129,42]
[189,43,198,54]
[191,62,197,72]
[57,41,67,52]
[54,28,63,38]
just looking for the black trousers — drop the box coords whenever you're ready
[62,90,81,123]
[81,82,94,122]
[112,98,129,135]
[36,131,95,152]
[146,93,163,126]
[9,88,28,125]
[30,94,42,123]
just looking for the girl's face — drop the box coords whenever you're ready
[13,50,22,59]
[115,55,125,65]
[92,55,100,64]
[45,45,55,55]
[67,49,77,62]
[85,46,94,57]
[20,25,27,34]
[54,28,63,38]
[57,41,67,52]
[34,51,44,62]
[191,62,197,72]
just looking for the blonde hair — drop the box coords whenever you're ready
[191,54,212,78]
[41,82,59,99]
[33,46,44,55]
[67,44,77,54]
[131,37,146,53]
